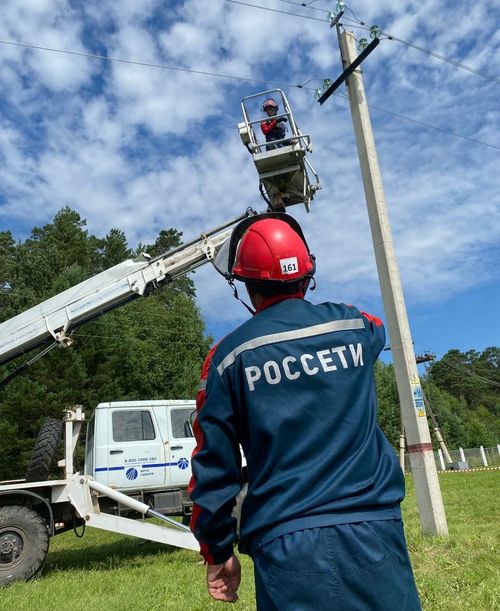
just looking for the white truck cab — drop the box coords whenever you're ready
[85,400,197,519]
[86,400,196,490]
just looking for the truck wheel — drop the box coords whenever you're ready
[25,417,63,482]
[0,505,49,586]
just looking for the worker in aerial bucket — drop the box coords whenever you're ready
[260,98,288,150]
[189,213,421,610]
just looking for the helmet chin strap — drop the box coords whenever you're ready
[228,274,316,315]
[228,280,255,315]
[306,276,317,291]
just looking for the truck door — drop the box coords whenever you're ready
[105,408,166,489]
[165,406,197,486]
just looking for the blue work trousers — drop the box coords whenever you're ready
[252,519,421,611]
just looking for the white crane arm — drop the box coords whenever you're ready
[0,226,234,366]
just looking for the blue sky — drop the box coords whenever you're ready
[1,0,499,360]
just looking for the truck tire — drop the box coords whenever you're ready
[25,418,63,482]
[0,505,49,586]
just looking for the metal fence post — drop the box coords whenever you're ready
[480,446,488,467]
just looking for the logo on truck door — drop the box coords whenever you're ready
[126,467,139,480]
[177,458,189,470]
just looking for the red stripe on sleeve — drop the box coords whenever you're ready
[190,505,215,563]
[188,343,220,545]
[361,311,383,327]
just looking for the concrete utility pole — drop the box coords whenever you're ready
[339,30,448,535]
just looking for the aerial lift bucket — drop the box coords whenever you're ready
[239,89,320,212]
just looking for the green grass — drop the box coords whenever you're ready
[0,471,498,610]
[405,471,499,610]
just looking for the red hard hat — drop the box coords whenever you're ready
[231,216,315,283]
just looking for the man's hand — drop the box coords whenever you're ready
[207,554,242,602]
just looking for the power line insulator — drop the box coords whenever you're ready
[415,353,436,364]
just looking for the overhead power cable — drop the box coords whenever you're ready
[275,0,351,15]
[230,0,500,86]
[224,0,324,21]
[381,33,500,86]
[0,38,310,91]
[436,358,500,389]
[0,38,497,151]
[73,332,207,345]
[335,91,500,151]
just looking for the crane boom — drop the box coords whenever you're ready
[0,214,248,367]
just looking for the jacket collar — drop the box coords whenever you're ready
[254,292,304,314]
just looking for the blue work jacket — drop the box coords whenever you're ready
[189,298,404,564]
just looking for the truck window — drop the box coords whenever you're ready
[112,410,156,442]
[171,408,195,438]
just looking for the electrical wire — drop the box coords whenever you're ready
[274,0,349,16]
[0,38,313,91]
[72,332,210,346]
[274,0,364,22]
[335,90,500,151]
[224,0,324,21]
[274,0,369,29]
[374,31,500,87]
[0,307,215,337]
[434,358,500,389]
[231,0,500,86]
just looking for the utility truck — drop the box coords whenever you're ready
[86,400,247,520]
[86,400,197,519]
[0,90,319,586]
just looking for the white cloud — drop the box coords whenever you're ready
[0,0,94,91]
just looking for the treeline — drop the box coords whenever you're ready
[375,349,500,450]
[0,208,499,480]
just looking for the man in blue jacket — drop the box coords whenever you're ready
[189,213,421,610]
